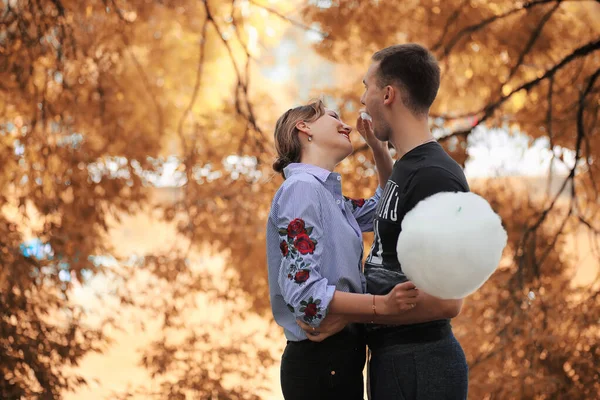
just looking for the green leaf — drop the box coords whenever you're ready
[308,296,314,303]
[299,307,306,312]
[312,239,318,246]
[306,227,313,235]
[278,228,288,236]
[300,300,307,306]
[314,299,321,305]
[287,304,294,313]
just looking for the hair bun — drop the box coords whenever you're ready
[272,157,289,174]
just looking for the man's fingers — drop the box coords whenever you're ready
[395,281,416,291]
[399,289,419,298]
[396,293,418,303]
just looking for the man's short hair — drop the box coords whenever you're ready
[372,44,440,115]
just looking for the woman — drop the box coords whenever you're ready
[266,100,418,400]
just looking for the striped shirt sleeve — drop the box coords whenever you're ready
[344,186,383,232]
[274,180,336,328]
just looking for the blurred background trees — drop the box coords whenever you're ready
[1,0,598,398]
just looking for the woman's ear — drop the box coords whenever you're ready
[296,121,310,136]
[295,120,311,135]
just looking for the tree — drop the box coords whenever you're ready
[2,0,599,398]
[1,0,285,397]
[299,1,600,398]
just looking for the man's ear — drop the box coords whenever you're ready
[383,85,396,106]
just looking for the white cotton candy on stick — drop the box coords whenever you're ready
[360,112,372,122]
[396,192,507,299]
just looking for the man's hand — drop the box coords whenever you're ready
[296,314,348,342]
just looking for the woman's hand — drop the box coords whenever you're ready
[379,281,419,315]
[296,314,348,342]
[356,111,387,153]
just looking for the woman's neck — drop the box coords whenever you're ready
[300,151,338,172]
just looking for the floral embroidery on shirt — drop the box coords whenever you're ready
[284,218,314,239]
[293,233,315,255]
[280,240,289,257]
[300,297,323,323]
[344,196,366,210]
[278,218,318,284]
[285,257,311,285]
[279,218,317,252]
[293,269,310,284]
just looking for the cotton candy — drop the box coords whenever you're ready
[396,191,507,299]
[360,112,372,122]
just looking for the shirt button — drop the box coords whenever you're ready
[337,176,341,181]
[331,370,336,375]
[336,200,341,204]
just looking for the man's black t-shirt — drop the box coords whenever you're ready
[365,141,470,338]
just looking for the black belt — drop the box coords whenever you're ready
[366,323,452,352]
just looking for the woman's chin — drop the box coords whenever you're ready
[332,146,353,164]
[341,141,354,158]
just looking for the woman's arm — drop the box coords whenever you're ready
[298,292,463,342]
[328,281,418,317]
[344,114,393,232]
[275,181,416,329]
[342,293,463,324]
[357,113,393,190]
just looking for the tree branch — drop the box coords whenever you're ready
[431,0,470,52]
[504,1,562,83]
[204,0,267,155]
[437,0,589,60]
[438,38,600,144]
[247,0,331,40]
[176,15,210,153]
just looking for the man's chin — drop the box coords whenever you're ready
[374,131,388,142]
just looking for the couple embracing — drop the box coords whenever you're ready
[266,43,470,400]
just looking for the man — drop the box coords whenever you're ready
[300,44,470,399]
[360,43,470,400]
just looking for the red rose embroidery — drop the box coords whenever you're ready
[280,240,289,256]
[294,233,315,255]
[287,218,306,238]
[304,303,317,317]
[294,269,310,284]
[300,297,322,322]
[352,198,366,208]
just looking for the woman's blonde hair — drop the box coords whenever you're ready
[272,99,327,176]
